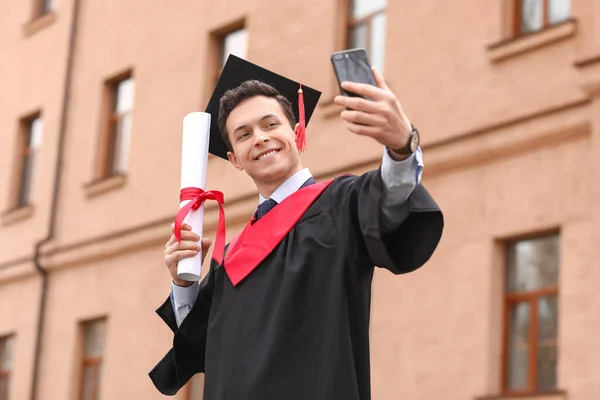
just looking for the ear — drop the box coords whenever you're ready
[227,151,244,171]
[294,122,300,137]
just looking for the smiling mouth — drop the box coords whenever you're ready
[256,149,280,160]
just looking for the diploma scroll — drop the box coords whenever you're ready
[177,112,211,281]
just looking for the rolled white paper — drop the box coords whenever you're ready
[177,112,211,281]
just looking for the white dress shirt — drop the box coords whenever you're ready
[171,147,424,326]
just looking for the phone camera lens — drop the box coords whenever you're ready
[334,54,344,60]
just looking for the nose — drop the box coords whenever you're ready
[253,132,270,146]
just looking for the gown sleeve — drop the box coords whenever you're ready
[148,257,218,395]
[330,168,444,274]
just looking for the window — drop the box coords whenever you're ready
[78,319,106,400]
[183,374,204,400]
[213,27,247,84]
[12,114,42,209]
[0,336,15,400]
[99,73,134,178]
[40,0,55,14]
[514,0,570,36]
[347,0,387,73]
[503,234,559,395]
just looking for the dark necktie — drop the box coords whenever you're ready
[255,198,278,221]
[254,177,317,221]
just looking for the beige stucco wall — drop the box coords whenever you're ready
[2,0,600,399]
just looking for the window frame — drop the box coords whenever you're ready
[96,70,134,180]
[10,112,41,210]
[0,335,14,400]
[211,24,248,87]
[501,234,560,396]
[32,0,55,19]
[512,0,570,37]
[77,318,106,400]
[344,0,386,53]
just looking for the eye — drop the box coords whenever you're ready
[266,122,279,129]
[237,132,251,141]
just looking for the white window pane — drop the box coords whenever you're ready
[548,0,570,24]
[521,0,543,33]
[351,0,386,19]
[84,320,106,358]
[115,115,132,173]
[116,78,135,113]
[222,29,248,65]
[348,23,368,50]
[369,13,386,74]
[508,302,530,390]
[0,376,9,400]
[81,366,95,400]
[0,336,14,370]
[30,117,43,149]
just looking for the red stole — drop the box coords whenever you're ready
[222,180,333,286]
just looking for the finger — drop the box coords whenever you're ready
[170,223,192,234]
[165,235,177,249]
[166,250,199,266]
[334,95,382,113]
[372,68,390,91]
[344,121,381,137]
[165,241,201,256]
[179,230,200,242]
[340,81,390,101]
[340,109,386,127]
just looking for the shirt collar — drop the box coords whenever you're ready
[259,168,313,205]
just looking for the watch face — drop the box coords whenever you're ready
[409,131,420,152]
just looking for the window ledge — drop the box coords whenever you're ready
[83,174,127,198]
[476,390,567,400]
[487,19,577,63]
[1,205,35,226]
[23,11,57,37]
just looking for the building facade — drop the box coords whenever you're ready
[1,0,600,399]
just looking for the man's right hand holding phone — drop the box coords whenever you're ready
[333,67,414,161]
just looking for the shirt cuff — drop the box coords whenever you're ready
[381,146,424,187]
[171,280,200,306]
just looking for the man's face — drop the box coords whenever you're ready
[226,96,301,185]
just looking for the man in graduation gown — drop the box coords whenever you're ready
[149,55,444,399]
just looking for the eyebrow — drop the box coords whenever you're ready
[232,114,280,136]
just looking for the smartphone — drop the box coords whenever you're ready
[331,48,377,98]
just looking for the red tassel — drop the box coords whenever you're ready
[296,84,307,152]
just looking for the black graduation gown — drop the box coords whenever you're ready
[149,168,444,400]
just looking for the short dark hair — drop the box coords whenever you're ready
[218,80,296,152]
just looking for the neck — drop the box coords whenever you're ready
[255,163,303,199]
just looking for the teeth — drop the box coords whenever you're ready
[258,150,278,160]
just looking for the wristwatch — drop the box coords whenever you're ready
[391,125,420,155]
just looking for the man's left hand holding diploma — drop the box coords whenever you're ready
[164,223,212,287]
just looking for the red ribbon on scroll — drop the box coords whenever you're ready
[174,187,226,265]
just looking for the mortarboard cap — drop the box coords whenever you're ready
[205,55,322,160]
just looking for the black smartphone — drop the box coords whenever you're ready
[331,48,377,98]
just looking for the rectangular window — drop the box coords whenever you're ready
[503,234,559,395]
[99,72,134,178]
[12,114,43,208]
[33,0,56,18]
[0,335,15,400]
[78,319,106,400]
[347,0,387,73]
[213,27,247,85]
[514,0,570,36]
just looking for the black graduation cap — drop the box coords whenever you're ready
[205,55,322,160]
